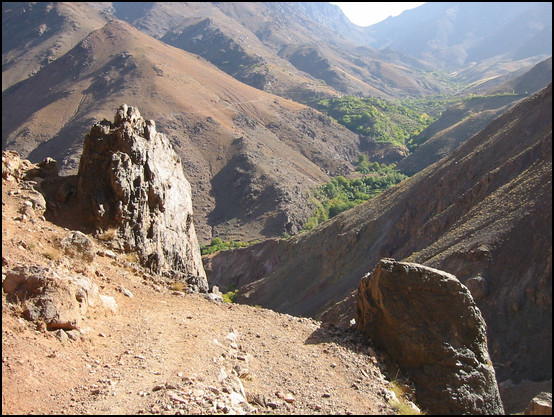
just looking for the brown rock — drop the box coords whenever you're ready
[525,392,553,415]
[2,264,100,330]
[356,259,504,415]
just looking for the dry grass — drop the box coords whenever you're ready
[96,227,118,241]
[41,249,60,261]
[389,380,425,415]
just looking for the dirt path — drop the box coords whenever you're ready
[2,162,399,415]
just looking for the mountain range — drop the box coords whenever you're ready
[3,1,552,243]
[2,2,552,411]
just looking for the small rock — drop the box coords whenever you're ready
[525,392,552,415]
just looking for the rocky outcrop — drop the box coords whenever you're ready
[77,105,206,287]
[356,259,504,415]
[2,263,114,331]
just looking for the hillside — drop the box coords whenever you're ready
[207,85,552,391]
[397,57,552,175]
[1,2,110,91]
[88,2,451,101]
[2,19,367,243]
[1,157,400,415]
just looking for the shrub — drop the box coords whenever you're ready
[222,289,239,303]
[200,238,252,255]
[301,166,407,231]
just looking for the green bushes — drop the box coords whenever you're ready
[222,289,239,303]
[200,238,255,255]
[312,95,433,147]
[302,165,407,231]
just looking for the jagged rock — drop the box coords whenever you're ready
[60,230,96,262]
[77,104,206,285]
[2,264,100,330]
[356,259,504,415]
[525,392,552,415]
[2,150,34,181]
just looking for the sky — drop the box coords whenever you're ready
[331,2,426,27]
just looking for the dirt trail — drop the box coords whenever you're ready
[1,172,400,415]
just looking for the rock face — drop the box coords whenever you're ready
[77,104,206,284]
[356,259,504,415]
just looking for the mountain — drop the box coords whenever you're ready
[2,18,367,243]
[89,2,451,101]
[397,57,552,175]
[364,2,552,74]
[211,84,552,386]
[1,2,110,90]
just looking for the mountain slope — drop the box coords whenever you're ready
[364,2,552,72]
[397,57,552,175]
[2,19,363,243]
[216,84,552,385]
[92,2,451,100]
[2,2,110,90]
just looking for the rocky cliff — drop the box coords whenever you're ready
[77,104,206,288]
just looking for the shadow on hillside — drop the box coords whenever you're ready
[305,323,405,384]
[39,174,96,234]
[305,323,371,352]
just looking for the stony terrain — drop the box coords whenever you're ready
[2,153,408,415]
[208,84,553,403]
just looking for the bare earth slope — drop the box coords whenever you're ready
[2,2,110,91]
[2,19,364,243]
[1,163,398,415]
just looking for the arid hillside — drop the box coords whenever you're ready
[97,2,448,101]
[1,153,405,415]
[2,19,371,243]
[207,85,552,389]
[1,2,110,91]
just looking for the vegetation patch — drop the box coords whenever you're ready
[312,95,433,147]
[221,288,239,304]
[200,238,258,256]
[302,161,407,231]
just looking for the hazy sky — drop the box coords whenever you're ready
[331,2,426,27]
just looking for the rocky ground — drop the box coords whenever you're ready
[1,155,412,415]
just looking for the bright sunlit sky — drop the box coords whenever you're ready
[331,2,426,27]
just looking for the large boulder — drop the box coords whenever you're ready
[3,264,101,330]
[77,104,206,284]
[356,259,504,414]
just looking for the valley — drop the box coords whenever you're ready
[2,2,552,414]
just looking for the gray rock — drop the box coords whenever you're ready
[77,105,206,286]
[465,275,489,300]
[356,259,504,415]
[60,230,95,262]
